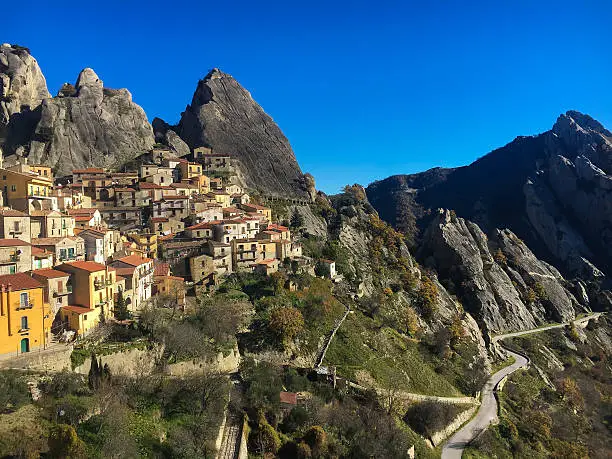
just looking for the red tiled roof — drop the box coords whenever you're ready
[0,207,28,217]
[62,305,94,314]
[0,273,43,290]
[154,262,170,276]
[31,247,53,257]
[267,224,289,232]
[74,216,93,222]
[116,255,152,266]
[114,188,135,192]
[115,267,135,277]
[72,168,104,174]
[138,182,164,189]
[279,392,298,405]
[256,258,278,266]
[67,208,98,216]
[0,238,30,247]
[159,233,176,241]
[30,268,69,279]
[151,217,169,223]
[58,261,109,273]
[186,222,213,231]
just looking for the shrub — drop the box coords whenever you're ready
[417,275,438,320]
[48,424,86,459]
[404,402,462,438]
[0,371,30,413]
[269,307,304,345]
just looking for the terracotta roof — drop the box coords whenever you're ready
[62,305,94,314]
[74,216,93,222]
[0,238,30,247]
[31,247,53,257]
[163,195,189,200]
[267,224,289,232]
[73,168,104,174]
[320,259,335,264]
[159,233,176,241]
[242,203,268,210]
[0,273,43,290]
[68,208,98,216]
[116,255,152,266]
[114,188,135,192]
[58,261,109,272]
[256,258,278,266]
[30,268,69,279]
[279,392,298,405]
[79,228,107,236]
[186,222,214,231]
[154,262,170,276]
[115,267,135,277]
[151,217,169,223]
[32,237,77,246]
[138,182,164,189]
[0,207,28,217]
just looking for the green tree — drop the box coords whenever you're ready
[269,307,304,345]
[114,289,130,321]
[48,424,86,459]
[417,275,438,320]
[290,209,305,229]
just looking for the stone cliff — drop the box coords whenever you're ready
[176,68,310,199]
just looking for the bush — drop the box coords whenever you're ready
[417,275,439,320]
[40,371,88,398]
[269,306,304,345]
[0,371,30,413]
[48,424,86,458]
[404,401,463,438]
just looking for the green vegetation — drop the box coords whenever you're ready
[324,310,461,396]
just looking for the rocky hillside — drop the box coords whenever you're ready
[367,111,612,281]
[172,68,310,199]
[1,46,154,176]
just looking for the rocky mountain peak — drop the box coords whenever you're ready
[0,43,50,129]
[177,68,310,199]
[75,67,104,106]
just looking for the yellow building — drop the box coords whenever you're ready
[240,203,272,222]
[125,232,158,259]
[178,160,203,180]
[0,273,51,356]
[56,261,117,331]
[0,167,55,212]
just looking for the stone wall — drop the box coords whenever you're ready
[74,347,160,377]
[0,344,74,372]
[430,405,478,447]
[167,345,240,376]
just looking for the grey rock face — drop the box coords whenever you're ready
[420,210,578,334]
[367,111,612,280]
[0,44,50,129]
[152,117,191,157]
[177,69,309,199]
[21,68,154,175]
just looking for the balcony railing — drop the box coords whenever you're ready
[17,302,34,310]
[94,280,104,290]
[53,286,72,297]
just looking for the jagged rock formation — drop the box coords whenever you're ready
[152,117,190,157]
[367,111,612,280]
[0,44,50,131]
[176,69,310,199]
[420,210,580,334]
[3,67,154,175]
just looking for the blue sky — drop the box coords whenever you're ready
[4,1,612,193]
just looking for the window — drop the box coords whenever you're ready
[9,266,16,274]
[1,175,5,180]
[59,248,67,260]
[20,292,28,309]
[11,185,16,192]
[21,316,28,330]
[84,315,87,321]
[68,248,75,258]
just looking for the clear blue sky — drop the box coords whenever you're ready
[5,1,612,193]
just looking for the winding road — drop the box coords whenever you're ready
[441,312,602,458]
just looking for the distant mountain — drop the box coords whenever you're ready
[367,111,612,281]
[171,68,310,199]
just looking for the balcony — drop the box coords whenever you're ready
[17,302,34,310]
[53,286,72,297]
[94,279,104,290]
[105,278,113,286]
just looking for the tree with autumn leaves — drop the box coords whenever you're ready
[269,306,304,346]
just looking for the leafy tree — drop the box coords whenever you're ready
[303,425,328,456]
[88,353,100,391]
[557,377,584,411]
[114,289,130,321]
[404,401,462,438]
[401,305,421,337]
[0,371,30,413]
[417,275,438,320]
[290,208,305,229]
[449,314,466,348]
[269,307,304,344]
[521,410,552,440]
[48,424,86,459]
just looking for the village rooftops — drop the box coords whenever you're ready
[256,258,278,266]
[115,255,153,266]
[67,208,99,215]
[57,261,112,272]
[185,221,216,230]
[154,262,170,276]
[29,210,62,217]
[31,247,53,257]
[151,217,169,223]
[0,238,30,247]
[62,305,94,314]
[138,182,165,189]
[0,272,43,290]
[72,168,105,174]
[267,224,289,232]
[0,207,28,217]
[30,268,69,279]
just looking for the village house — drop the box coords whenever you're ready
[231,193,250,205]
[240,203,272,221]
[254,258,280,276]
[257,239,278,260]
[0,165,56,212]
[189,253,215,285]
[211,191,231,208]
[56,261,118,328]
[231,239,261,271]
[0,273,51,357]
[31,247,54,270]
[30,268,72,319]
[125,232,158,259]
[29,210,75,238]
[98,207,142,229]
[77,228,118,263]
[0,207,31,242]
[137,182,166,202]
[114,188,151,208]
[51,186,91,210]
[178,159,203,180]
[318,259,337,279]
[276,239,303,260]
[191,202,223,221]
[152,196,190,220]
[209,177,223,190]
[150,217,184,236]
[266,223,291,240]
[31,236,85,265]
[203,240,232,275]
[68,208,103,229]
[184,221,215,240]
[213,219,248,243]
[0,239,32,274]
[109,255,154,313]
[170,182,199,197]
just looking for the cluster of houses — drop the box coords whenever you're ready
[0,145,321,358]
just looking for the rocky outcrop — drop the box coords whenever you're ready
[0,44,50,130]
[367,111,612,281]
[420,210,579,334]
[152,117,190,157]
[177,69,309,199]
[6,68,154,176]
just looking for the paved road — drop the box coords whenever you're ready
[441,312,602,458]
[441,348,528,459]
